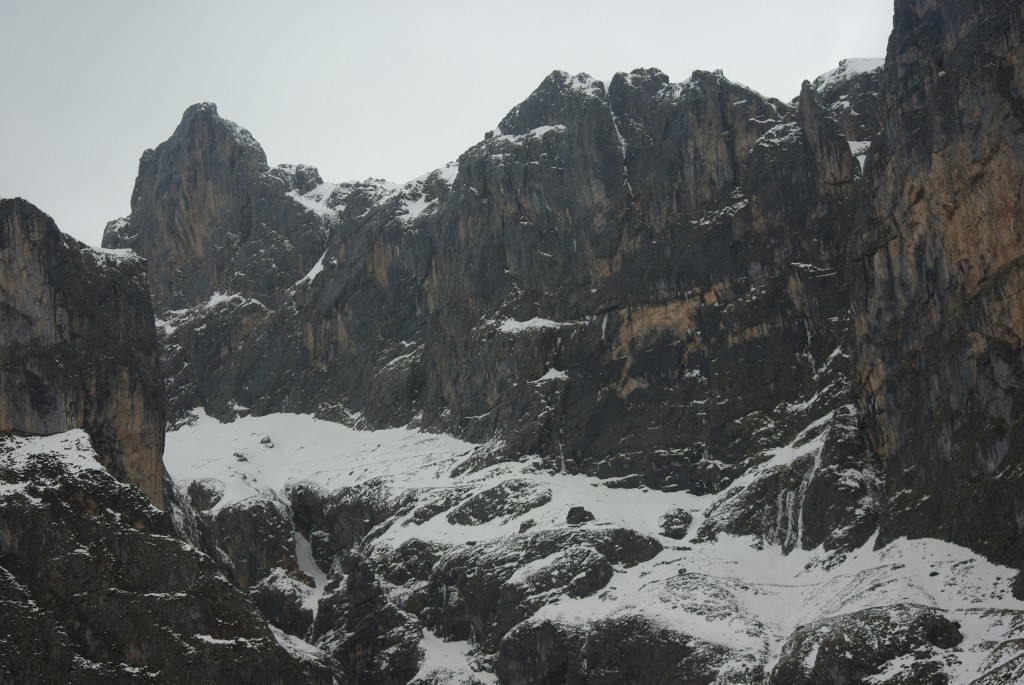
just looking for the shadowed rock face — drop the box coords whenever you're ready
[0,199,165,508]
[851,0,1024,567]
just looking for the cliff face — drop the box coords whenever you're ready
[0,199,165,508]
[108,67,874,516]
[852,0,1024,567]
[417,68,861,479]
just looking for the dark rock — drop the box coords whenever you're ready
[312,551,423,684]
[375,538,446,587]
[308,529,337,572]
[769,604,962,685]
[566,506,595,525]
[186,477,225,511]
[204,496,302,590]
[0,199,165,508]
[697,402,882,554]
[446,478,552,526]
[494,546,613,638]
[659,508,694,540]
[808,58,885,144]
[289,480,413,552]
[248,569,315,637]
[0,432,338,683]
[414,527,661,650]
[497,615,748,685]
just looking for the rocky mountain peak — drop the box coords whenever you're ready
[608,67,671,96]
[104,101,334,312]
[496,69,609,135]
[807,58,884,142]
[170,100,266,159]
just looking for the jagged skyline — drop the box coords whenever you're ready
[1,0,892,246]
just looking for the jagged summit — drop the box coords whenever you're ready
[171,100,264,150]
[800,58,885,142]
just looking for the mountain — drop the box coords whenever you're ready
[2,0,1023,682]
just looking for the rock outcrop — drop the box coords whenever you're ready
[103,103,333,313]
[0,431,339,683]
[0,199,165,508]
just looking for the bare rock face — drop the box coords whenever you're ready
[0,199,165,508]
[312,551,423,685]
[852,0,1024,568]
[496,615,742,685]
[409,527,661,651]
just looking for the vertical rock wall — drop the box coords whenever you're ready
[0,199,166,508]
[853,0,1024,565]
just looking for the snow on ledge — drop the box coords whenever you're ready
[497,317,567,334]
[270,626,325,662]
[531,368,568,384]
[813,58,884,92]
[83,244,143,265]
[295,250,328,286]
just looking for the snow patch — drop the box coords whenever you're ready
[270,626,326,662]
[296,250,328,286]
[497,317,568,334]
[531,368,568,384]
[848,140,871,171]
[813,58,884,92]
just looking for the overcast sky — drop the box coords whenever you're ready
[1,1,893,246]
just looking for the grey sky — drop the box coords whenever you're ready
[1,0,893,246]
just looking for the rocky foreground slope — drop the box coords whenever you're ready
[2,0,1024,682]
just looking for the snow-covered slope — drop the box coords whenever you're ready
[165,412,1024,684]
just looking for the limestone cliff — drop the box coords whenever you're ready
[852,0,1024,568]
[0,199,165,508]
